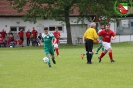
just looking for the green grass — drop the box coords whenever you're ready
[0,42,133,88]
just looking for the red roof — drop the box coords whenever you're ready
[0,0,79,16]
[0,0,29,16]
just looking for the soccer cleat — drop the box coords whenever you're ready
[87,62,93,64]
[111,60,115,62]
[52,59,56,64]
[48,64,52,67]
[98,57,101,63]
[81,54,84,59]
[95,52,98,54]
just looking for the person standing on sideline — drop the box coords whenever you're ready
[53,27,61,57]
[37,33,42,46]
[18,29,24,47]
[83,22,99,64]
[26,29,31,46]
[31,27,38,46]
[41,27,57,67]
[95,24,105,54]
[0,29,7,46]
[98,23,116,63]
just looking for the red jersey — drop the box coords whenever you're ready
[0,37,4,42]
[26,31,31,38]
[1,31,6,38]
[32,29,38,38]
[18,30,24,38]
[98,29,116,43]
[53,31,61,44]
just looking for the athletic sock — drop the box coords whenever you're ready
[48,58,51,65]
[96,47,100,53]
[102,47,104,52]
[91,54,93,59]
[109,52,113,60]
[55,48,59,56]
[99,52,105,59]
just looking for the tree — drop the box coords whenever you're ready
[8,0,124,44]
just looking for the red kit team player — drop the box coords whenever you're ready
[98,24,116,62]
[18,29,24,47]
[53,27,61,56]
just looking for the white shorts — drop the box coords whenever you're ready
[54,44,58,48]
[102,42,111,50]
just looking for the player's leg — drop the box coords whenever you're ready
[81,40,87,59]
[108,45,115,62]
[45,48,52,67]
[86,39,93,64]
[54,44,59,56]
[95,43,102,54]
[50,47,56,64]
[98,42,108,62]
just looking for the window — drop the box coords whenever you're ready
[10,27,17,31]
[49,26,63,31]
[116,19,133,35]
[49,27,55,31]
[58,27,63,31]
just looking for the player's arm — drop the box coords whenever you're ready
[93,29,99,43]
[58,32,61,38]
[83,30,87,44]
[53,38,57,45]
[111,32,116,40]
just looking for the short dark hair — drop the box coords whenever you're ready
[44,27,48,30]
[106,23,110,26]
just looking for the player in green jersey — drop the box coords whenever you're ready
[41,27,57,67]
[95,24,104,54]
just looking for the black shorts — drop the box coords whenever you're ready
[85,39,93,52]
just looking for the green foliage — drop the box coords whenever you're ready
[8,0,124,23]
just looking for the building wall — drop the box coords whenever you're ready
[0,17,132,45]
[0,17,90,45]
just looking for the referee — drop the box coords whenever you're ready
[83,22,99,64]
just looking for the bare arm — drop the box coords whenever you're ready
[82,36,85,44]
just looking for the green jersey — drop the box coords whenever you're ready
[42,32,55,48]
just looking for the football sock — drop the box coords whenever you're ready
[55,48,59,56]
[96,47,101,53]
[91,54,93,59]
[109,52,113,60]
[48,58,51,65]
[102,47,104,52]
[99,52,105,59]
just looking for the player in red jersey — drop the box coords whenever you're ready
[98,24,116,62]
[18,29,24,47]
[53,27,61,57]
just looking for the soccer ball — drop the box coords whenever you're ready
[43,57,49,63]
[10,46,13,48]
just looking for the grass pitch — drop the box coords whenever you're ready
[0,42,133,88]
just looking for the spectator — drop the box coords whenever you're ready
[9,34,16,47]
[8,30,13,36]
[0,34,6,47]
[1,29,7,46]
[18,29,24,47]
[26,29,31,46]
[31,27,38,46]
[30,35,37,46]
[37,33,42,46]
